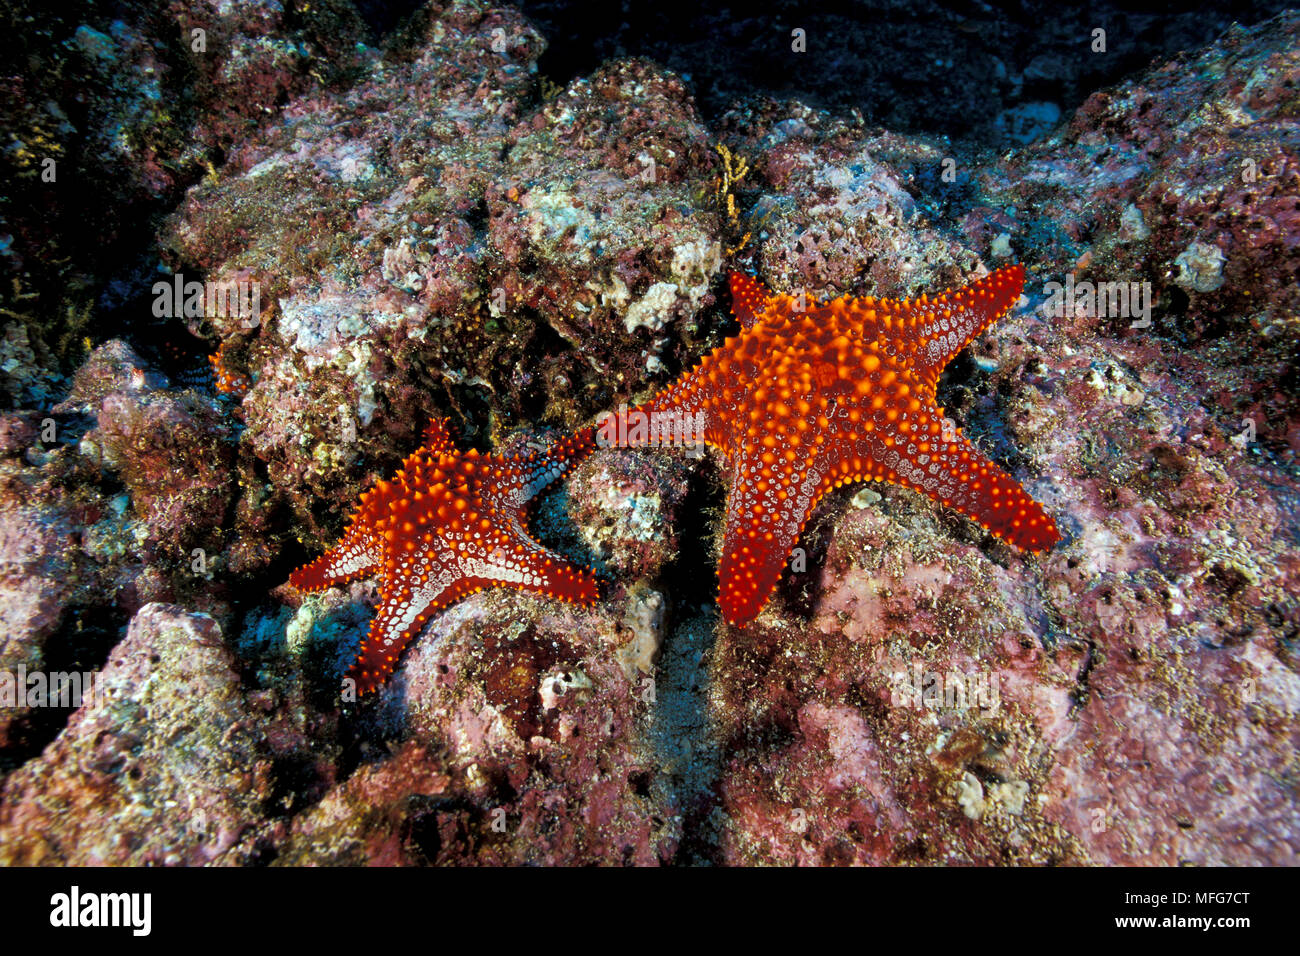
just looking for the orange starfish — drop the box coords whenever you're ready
[608,265,1061,625]
[290,419,599,694]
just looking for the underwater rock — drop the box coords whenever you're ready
[201,7,1300,865]
[0,605,277,864]
[277,593,681,865]
[0,506,75,751]
[0,2,1295,868]
[982,10,1300,452]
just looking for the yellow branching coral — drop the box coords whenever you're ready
[713,144,754,255]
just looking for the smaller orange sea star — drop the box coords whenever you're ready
[289,419,599,694]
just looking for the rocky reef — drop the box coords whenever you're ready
[0,0,1295,865]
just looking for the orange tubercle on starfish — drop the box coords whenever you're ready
[611,264,1061,626]
[208,339,251,397]
[289,419,599,694]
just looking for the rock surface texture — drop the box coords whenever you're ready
[0,1,1295,865]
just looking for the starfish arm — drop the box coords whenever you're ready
[421,417,455,455]
[465,520,600,606]
[601,391,721,457]
[496,556,599,604]
[509,425,597,502]
[288,521,381,591]
[903,264,1027,381]
[348,567,474,694]
[850,426,1060,552]
[728,271,771,330]
[716,455,820,626]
